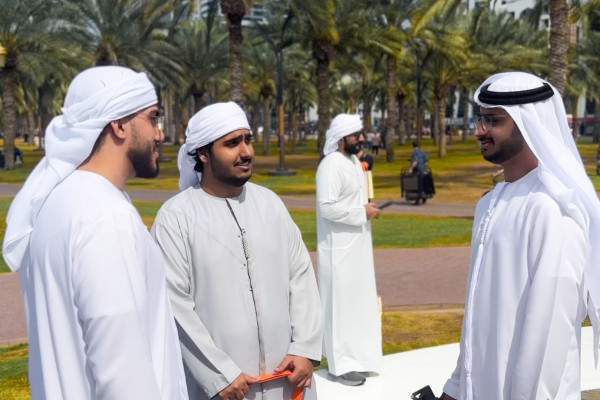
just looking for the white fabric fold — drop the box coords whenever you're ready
[474,71,600,363]
[323,114,363,156]
[3,66,157,272]
[177,102,251,191]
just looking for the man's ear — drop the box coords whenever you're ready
[108,119,127,140]
[198,148,209,163]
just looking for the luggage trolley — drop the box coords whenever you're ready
[400,166,435,205]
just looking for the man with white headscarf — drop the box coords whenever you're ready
[315,114,382,386]
[2,66,188,399]
[151,102,323,400]
[441,71,600,400]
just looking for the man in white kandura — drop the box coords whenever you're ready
[2,66,188,399]
[441,71,600,400]
[151,102,323,400]
[315,114,382,386]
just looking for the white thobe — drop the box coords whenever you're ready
[444,169,587,400]
[151,183,323,400]
[315,151,382,376]
[22,171,188,400]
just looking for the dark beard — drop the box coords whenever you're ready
[343,138,362,155]
[128,142,159,178]
[209,154,253,187]
[482,126,525,165]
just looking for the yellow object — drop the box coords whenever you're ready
[366,170,374,200]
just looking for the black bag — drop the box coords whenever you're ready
[411,385,439,400]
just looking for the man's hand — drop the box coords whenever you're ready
[365,202,382,220]
[274,355,314,388]
[218,373,259,400]
[440,393,457,400]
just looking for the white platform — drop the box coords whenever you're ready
[314,326,600,399]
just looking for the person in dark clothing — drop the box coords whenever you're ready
[408,140,431,204]
[358,148,374,171]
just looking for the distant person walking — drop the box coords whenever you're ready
[371,131,382,155]
[408,140,431,205]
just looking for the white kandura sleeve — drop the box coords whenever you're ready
[72,212,161,400]
[283,205,323,362]
[510,204,586,399]
[151,209,241,399]
[316,158,367,226]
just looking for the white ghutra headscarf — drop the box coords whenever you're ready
[177,101,251,191]
[323,114,363,156]
[3,66,157,272]
[474,71,600,360]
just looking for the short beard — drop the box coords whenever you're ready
[208,153,252,187]
[343,138,362,155]
[483,125,525,165]
[127,126,159,178]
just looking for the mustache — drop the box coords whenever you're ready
[235,156,253,165]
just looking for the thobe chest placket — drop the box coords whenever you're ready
[463,182,508,400]
[225,200,267,378]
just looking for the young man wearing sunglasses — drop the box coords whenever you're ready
[441,71,600,400]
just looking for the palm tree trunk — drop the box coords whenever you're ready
[437,96,448,157]
[416,107,423,142]
[227,14,244,103]
[2,68,18,170]
[27,111,36,145]
[462,87,469,143]
[362,71,372,134]
[385,56,397,162]
[570,96,579,142]
[397,91,406,146]
[315,55,331,155]
[262,96,271,155]
[548,0,569,96]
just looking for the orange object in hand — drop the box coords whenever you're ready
[254,370,304,400]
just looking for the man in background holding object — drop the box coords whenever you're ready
[316,114,382,387]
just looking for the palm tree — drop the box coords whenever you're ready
[282,46,316,152]
[291,0,339,154]
[221,0,250,103]
[1,0,80,169]
[417,0,467,157]
[60,0,186,86]
[172,7,229,113]
[244,43,275,155]
[249,2,298,171]
[548,0,570,95]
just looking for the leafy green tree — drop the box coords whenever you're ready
[291,0,339,154]
[172,6,229,112]
[60,0,187,85]
[1,0,80,169]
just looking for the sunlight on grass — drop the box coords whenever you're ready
[0,308,464,397]
[0,343,30,400]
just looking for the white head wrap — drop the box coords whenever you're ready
[323,114,363,156]
[177,101,251,191]
[3,66,157,272]
[474,71,600,360]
